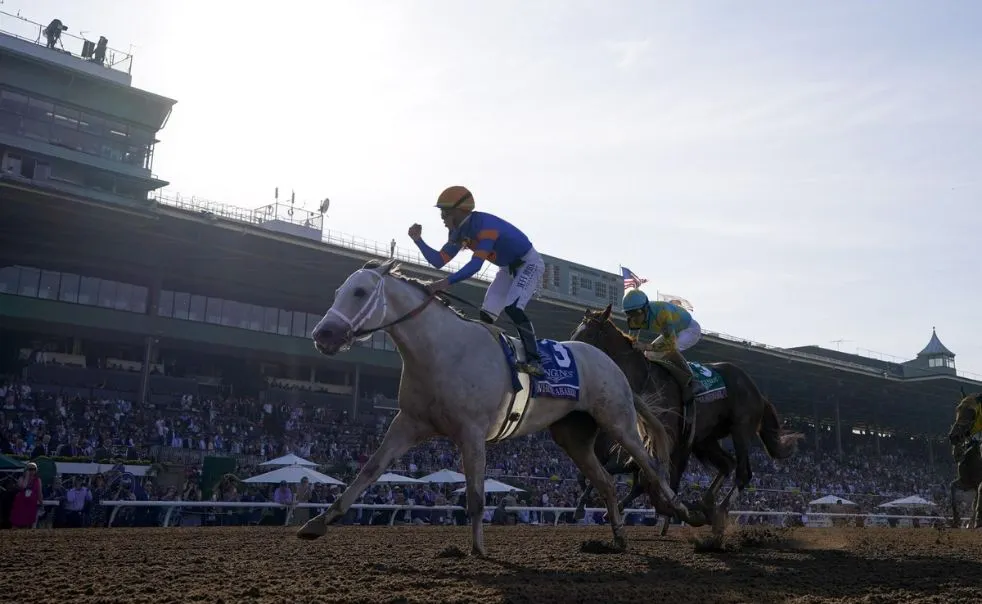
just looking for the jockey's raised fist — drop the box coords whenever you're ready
[408,224,423,240]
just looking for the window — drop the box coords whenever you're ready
[188,295,206,321]
[248,305,264,331]
[25,98,52,121]
[0,90,29,113]
[17,267,39,297]
[158,290,175,318]
[306,313,321,336]
[205,297,223,324]
[263,307,279,333]
[97,280,117,308]
[80,112,105,136]
[37,270,60,299]
[52,105,80,129]
[570,275,578,297]
[131,285,147,313]
[595,281,608,299]
[114,282,133,311]
[58,273,79,302]
[291,312,307,338]
[78,277,99,305]
[0,266,19,294]
[172,292,190,319]
[276,310,291,336]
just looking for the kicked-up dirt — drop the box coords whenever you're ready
[1,524,979,603]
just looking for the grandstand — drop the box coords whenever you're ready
[0,9,976,530]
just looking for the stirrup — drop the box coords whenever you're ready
[517,360,544,377]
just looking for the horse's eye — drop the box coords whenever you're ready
[353,288,366,298]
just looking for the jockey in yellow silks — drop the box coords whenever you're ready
[622,288,705,398]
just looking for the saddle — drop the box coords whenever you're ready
[648,357,697,403]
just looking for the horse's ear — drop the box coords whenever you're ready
[601,304,612,321]
[377,258,399,275]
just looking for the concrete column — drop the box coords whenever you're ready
[834,398,843,458]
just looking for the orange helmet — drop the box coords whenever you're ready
[435,186,475,212]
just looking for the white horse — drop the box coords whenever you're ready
[297,259,694,555]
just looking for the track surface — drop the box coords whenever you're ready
[2,525,979,603]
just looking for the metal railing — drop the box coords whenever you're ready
[0,10,133,74]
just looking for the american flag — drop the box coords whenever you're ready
[620,266,648,290]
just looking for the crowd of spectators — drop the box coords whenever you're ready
[0,366,961,529]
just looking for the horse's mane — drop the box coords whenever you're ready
[362,259,469,321]
[584,309,640,348]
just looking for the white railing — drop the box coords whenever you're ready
[48,501,947,529]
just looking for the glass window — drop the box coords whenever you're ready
[26,98,53,121]
[37,270,60,299]
[58,273,79,302]
[173,292,190,320]
[277,310,292,336]
[104,119,128,139]
[131,285,147,314]
[306,313,321,337]
[248,305,264,331]
[188,295,206,321]
[0,266,19,294]
[79,112,104,136]
[21,118,50,142]
[78,276,99,305]
[97,280,117,308]
[0,90,29,114]
[292,311,307,338]
[17,267,39,297]
[223,300,247,328]
[205,297,223,324]
[158,290,174,318]
[263,307,278,333]
[114,282,133,311]
[52,105,80,129]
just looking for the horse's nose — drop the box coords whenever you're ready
[313,326,333,343]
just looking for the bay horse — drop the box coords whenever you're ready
[297,259,699,555]
[570,304,803,533]
[948,390,982,528]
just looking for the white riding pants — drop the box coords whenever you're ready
[676,319,701,351]
[482,247,545,319]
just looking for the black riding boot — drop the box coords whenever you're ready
[515,320,545,377]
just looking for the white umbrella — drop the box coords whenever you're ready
[878,495,936,508]
[808,495,858,506]
[375,472,423,484]
[419,469,466,483]
[244,465,345,485]
[260,453,318,467]
[453,478,524,494]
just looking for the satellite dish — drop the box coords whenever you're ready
[319,198,330,215]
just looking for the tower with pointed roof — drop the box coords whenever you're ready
[902,327,956,377]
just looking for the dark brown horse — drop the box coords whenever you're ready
[948,390,982,528]
[570,305,803,532]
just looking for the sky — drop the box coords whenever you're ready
[8,1,982,375]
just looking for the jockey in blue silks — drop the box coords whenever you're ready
[409,185,546,377]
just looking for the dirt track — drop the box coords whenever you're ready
[2,525,980,603]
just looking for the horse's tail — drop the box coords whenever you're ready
[758,398,804,460]
[631,392,672,466]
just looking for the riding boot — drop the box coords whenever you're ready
[515,320,545,377]
[668,349,702,403]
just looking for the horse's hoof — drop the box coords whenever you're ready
[470,546,488,558]
[296,519,327,540]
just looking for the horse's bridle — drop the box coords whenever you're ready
[327,269,438,343]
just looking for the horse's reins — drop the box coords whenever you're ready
[331,269,483,342]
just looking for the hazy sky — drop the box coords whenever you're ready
[10,1,982,375]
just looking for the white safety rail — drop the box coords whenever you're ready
[85,501,948,529]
